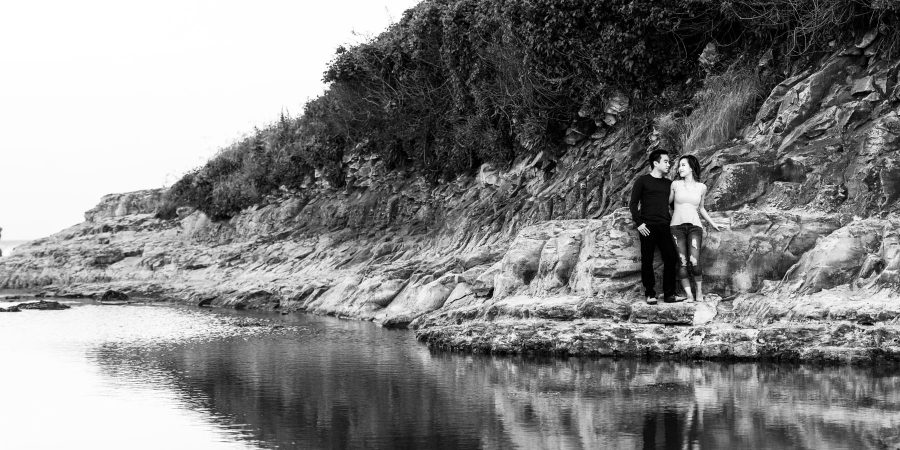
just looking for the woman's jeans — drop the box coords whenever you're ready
[670,224,703,281]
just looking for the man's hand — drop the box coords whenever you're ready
[637,223,650,236]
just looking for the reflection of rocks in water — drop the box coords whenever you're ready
[89,317,900,449]
[479,358,900,449]
[89,318,513,449]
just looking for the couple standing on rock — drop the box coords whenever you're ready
[629,149,721,305]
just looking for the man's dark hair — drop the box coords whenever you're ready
[675,154,702,181]
[647,149,669,169]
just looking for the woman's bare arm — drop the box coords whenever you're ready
[698,184,720,231]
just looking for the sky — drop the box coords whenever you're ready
[0,0,421,240]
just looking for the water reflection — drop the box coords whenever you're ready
[88,310,900,449]
[0,303,268,449]
[90,313,509,449]
[3,302,900,449]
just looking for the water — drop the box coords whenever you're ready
[1,300,899,449]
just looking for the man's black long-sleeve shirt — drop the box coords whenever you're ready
[629,174,672,228]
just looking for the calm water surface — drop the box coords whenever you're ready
[1,299,899,449]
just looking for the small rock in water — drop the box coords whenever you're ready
[100,289,129,302]
[381,315,415,329]
[17,300,70,310]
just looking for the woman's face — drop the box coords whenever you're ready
[678,159,692,178]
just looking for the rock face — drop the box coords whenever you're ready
[84,190,164,222]
[3,39,900,363]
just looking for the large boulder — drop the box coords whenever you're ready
[870,222,900,287]
[376,273,460,327]
[781,218,887,293]
[363,277,407,307]
[569,210,642,297]
[704,210,843,295]
[529,228,584,295]
[305,275,379,318]
[706,162,768,211]
[493,221,588,299]
[471,261,502,297]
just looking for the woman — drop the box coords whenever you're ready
[669,155,720,302]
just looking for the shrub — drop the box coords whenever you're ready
[161,114,313,219]
[154,198,178,220]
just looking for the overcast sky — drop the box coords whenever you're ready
[0,0,421,240]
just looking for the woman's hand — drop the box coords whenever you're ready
[706,219,722,232]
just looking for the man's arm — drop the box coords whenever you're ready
[629,177,644,229]
[669,180,676,207]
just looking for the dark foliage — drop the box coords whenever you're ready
[162,0,900,220]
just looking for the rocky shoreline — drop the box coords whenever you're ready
[4,37,900,364]
[415,292,900,364]
[0,298,70,312]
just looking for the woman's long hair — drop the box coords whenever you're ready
[675,154,702,181]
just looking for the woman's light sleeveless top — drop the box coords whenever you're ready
[671,180,704,226]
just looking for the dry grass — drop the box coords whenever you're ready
[682,67,762,153]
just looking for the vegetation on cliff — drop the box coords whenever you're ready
[160,0,900,221]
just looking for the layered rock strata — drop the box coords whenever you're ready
[4,37,900,363]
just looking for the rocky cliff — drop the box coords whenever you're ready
[4,35,900,363]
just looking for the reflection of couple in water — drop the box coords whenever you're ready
[629,150,720,305]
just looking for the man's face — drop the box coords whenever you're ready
[654,155,671,173]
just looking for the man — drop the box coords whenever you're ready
[629,149,679,305]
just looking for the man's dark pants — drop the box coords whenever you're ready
[639,223,677,299]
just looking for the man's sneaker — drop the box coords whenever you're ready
[646,296,657,305]
[663,295,683,303]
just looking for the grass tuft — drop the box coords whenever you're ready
[682,66,762,153]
